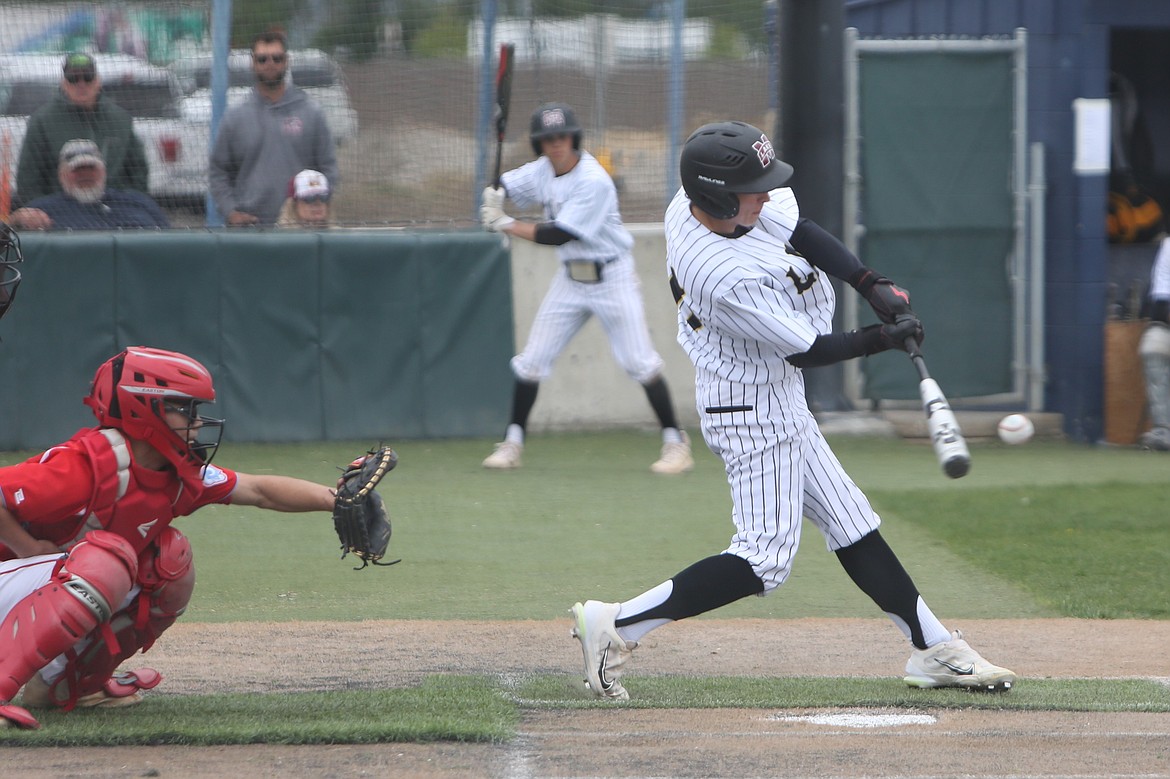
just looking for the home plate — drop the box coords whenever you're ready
[770,711,936,728]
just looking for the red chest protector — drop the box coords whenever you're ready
[62,427,184,556]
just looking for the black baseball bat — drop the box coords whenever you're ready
[492,43,515,188]
[905,338,970,479]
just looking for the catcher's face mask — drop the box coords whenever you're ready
[162,398,225,466]
[0,223,24,321]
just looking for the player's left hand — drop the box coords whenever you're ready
[878,313,924,352]
[332,446,400,570]
[480,204,515,232]
[850,267,914,324]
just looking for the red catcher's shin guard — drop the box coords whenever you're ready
[50,528,193,705]
[0,531,138,705]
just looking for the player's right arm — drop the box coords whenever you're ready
[0,449,95,557]
[0,503,59,558]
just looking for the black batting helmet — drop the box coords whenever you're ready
[529,102,582,156]
[680,121,793,219]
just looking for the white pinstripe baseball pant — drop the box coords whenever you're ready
[695,368,881,591]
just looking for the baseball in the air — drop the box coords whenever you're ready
[997,413,1034,445]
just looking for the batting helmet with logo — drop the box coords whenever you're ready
[680,121,793,219]
[529,102,583,156]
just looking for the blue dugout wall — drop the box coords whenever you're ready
[846,0,1170,441]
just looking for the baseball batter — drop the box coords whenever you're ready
[479,102,692,474]
[570,121,1016,700]
[0,347,339,729]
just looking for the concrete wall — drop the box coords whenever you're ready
[506,223,701,433]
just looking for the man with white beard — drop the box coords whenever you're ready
[9,140,170,231]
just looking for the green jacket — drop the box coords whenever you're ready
[16,91,149,204]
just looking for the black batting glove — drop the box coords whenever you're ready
[880,313,924,352]
[859,314,925,355]
[849,267,914,324]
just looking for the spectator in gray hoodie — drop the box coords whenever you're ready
[208,30,338,226]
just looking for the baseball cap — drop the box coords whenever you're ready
[62,52,96,75]
[290,169,330,200]
[59,139,104,170]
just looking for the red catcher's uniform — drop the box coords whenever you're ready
[0,427,238,559]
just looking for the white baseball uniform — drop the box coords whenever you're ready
[664,186,881,590]
[501,151,663,384]
[1150,235,1170,301]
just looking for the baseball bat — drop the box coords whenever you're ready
[905,338,971,479]
[492,42,515,188]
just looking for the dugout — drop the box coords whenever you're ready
[844,0,1170,442]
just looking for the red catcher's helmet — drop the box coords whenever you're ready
[84,347,224,478]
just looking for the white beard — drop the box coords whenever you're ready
[66,182,103,204]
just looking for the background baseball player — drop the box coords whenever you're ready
[479,102,692,474]
[1139,233,1170,450]
[0,346,341,729]
[570,121,1016,700]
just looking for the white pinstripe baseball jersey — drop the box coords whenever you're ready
[501,151,634,262]
[665,186,836,383]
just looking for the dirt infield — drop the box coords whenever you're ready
[7,618,1170,778]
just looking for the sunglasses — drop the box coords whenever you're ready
[254,53,286,64]
[298,194,330,204]
[64,72,96,84]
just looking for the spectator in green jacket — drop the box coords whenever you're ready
[15,53,149,205]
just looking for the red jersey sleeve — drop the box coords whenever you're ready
[172,462,239,516]
[0,446,95,526]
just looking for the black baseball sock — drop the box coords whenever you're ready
[642,376,679,431]
[835,530,930,649]
[509,379,539,430]
[615,554,764,627]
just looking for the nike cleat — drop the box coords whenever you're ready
[904,630,1016,692]
[570,600,636,700]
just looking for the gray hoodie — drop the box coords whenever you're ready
[209,85,338,225]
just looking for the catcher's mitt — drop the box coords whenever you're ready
[332,446,400,570]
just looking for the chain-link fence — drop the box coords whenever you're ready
[0,1,776,227]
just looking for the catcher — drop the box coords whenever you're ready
[0,346,396,730]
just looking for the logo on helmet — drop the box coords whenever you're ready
[752,135,776,169]
[541,108,567,130]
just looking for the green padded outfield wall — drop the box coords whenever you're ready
[0,230,514,449]
[858,50,1015,400]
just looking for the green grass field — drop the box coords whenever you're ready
[2,431,1168,745]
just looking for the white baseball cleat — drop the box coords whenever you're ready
[570,600,637,700]
[650,431,693,474]
[482,441,523,469]
[904,630,1016,692]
